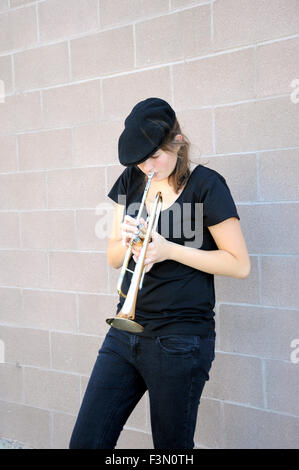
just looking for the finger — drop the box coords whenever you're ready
[123,216,139,232]
[121,230,132,245]
[121,222,139,234]
[139,217,147,226]
[124,214,138,224]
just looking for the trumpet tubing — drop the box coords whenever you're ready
[106,172,162,333]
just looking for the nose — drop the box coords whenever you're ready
[142,159,154,174]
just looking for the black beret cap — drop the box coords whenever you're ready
[118,97,176,166]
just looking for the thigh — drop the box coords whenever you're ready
[146,334,215,449]
[69,331,147,449]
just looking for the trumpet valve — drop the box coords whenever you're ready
[132,238,143,247]
[131,223,147,245]
[137,223,147,236]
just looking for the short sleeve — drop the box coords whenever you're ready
[107,169,128,205]
[202,173,240,227]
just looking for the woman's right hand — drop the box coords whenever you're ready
[120,215,146,247]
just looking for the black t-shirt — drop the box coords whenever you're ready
[107,164,240,337]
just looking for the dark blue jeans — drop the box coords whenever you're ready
[69,327,215,449]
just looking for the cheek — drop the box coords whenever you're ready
[162,158,176,172]
[161,153,177,169]
[158,156,169,168]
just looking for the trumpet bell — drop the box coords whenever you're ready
[106,316,144,333]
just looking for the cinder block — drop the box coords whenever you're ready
[77,209,112,252]
[0,55,13,95]
[51,331,101,375]
[173,48,255,108]
[106,164,126,194]
[0,6,37,53]
[0,212,19,248]
[52,412,76,449]
[0,0,9,12]
[215,97,299,153]
[235,203,298,255]
[14,42,69,91]
[0,136,16,172]
[18,129,72,171]
[205,352,264,407]
[42,81,100,128]
[24,367,80,414]
[0,363,23,402]
[0,287,22,325]
[49,251,108,293]
[223,402,299,448]
[0,325,50,367]
[71,26,134,80]
[0,172,46,210]
[103,68,171,120]
[21,211,76,250]
[219,304,299,361]
[261,256,299,308]
[259,149,299,201]
[265,359,299,416]
[215,256,258,304]
[116,428,153,449]
[136,5,211,66]
[0,92,42,133]
[38,0,98,42]
[78,293,116,336]
[47,167,105,209]
[176,108,213,157]
[99,0,168,28]
[0,400,50,449]
[0,250,48,288]
[73,121,123,167]
[257,37,299,97]
[203,154,257,201]
[194,397,222,449]
[214,0,299,50]
[22,290,77,332]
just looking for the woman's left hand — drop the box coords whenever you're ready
[131,224,171,272]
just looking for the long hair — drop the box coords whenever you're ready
[137,118,199,194]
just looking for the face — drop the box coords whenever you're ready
[137,149,177,183]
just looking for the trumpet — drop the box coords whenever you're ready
[106,171,163,333]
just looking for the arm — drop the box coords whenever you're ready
[167,217,251,279]
[106,203,127,269]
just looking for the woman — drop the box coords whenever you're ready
[69,97,250,449]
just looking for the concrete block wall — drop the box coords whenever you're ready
[0,0,298,449]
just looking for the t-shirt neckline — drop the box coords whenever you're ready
[144,165,197,214]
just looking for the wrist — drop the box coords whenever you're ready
[166,240,176,261]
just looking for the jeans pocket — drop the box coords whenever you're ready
[157,335,196,355]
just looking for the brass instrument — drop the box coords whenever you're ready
[106,171,162,333]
